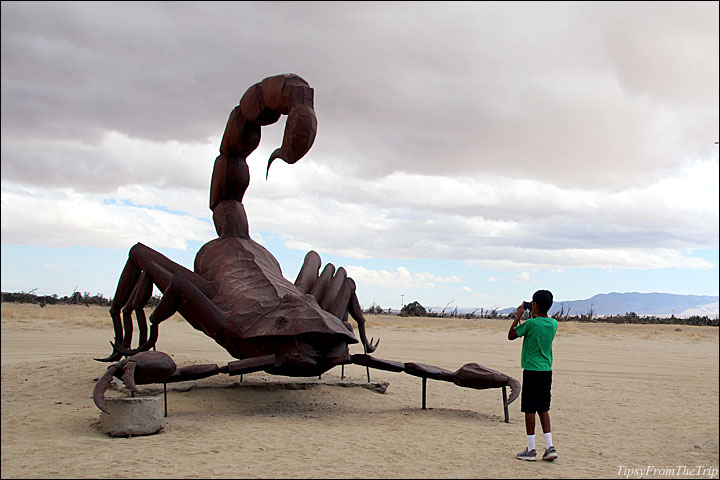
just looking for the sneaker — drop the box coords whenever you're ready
[542,446,557,461]
[516,448,537,461]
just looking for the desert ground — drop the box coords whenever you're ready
[1,303,718,479]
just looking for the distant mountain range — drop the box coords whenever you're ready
[427,292,719,318]
[498,292,719,317]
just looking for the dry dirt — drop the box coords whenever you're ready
[2,304,718,478]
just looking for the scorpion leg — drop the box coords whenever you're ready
[98,243,214,362]
[132,271,153,346]
[348,290,379,353]
[120,271,152,349]
[294,250,379,353]
[319,266,352,318]
[110,261,174,357]
[294,250,321,293]
[114,270,228,357]
[309,263,334,302]
[97,260,141,361]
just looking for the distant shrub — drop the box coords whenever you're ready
[2,290,111,307]
[401,301,427,317]
[548,311,717,327]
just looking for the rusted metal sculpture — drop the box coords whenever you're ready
[94,73,520,414]
[94,351,176,413]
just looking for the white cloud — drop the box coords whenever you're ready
[468,247,714,272]
[344,266,461,289]
[0,185,215,250]
[459,286,472,293]
[2,155,717,272]
[513,272,532,283]
[240,160,718,271]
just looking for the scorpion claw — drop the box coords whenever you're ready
[505,377,521,407]
[93,352,177,413]
[93,365,117,414]
[121,361,141,395]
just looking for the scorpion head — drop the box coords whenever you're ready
[222,292,357,377]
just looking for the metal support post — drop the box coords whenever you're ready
[363,344,371,382]
[502,386,509,423]
[422,377,427,410]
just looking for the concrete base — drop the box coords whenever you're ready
[100,396,165,437]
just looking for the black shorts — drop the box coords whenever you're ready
[521,370,552,413]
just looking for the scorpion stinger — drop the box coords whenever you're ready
[224,73,317,181]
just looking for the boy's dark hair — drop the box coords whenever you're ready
[532,290,553,315]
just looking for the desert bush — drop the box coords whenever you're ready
[401,301,427,317]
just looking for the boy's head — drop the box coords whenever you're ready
[532,290,553,316]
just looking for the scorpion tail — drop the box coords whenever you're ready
[93,365,118,414]
[220,74,317,181]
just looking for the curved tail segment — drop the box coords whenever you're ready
[210,74,317,239]
[216,73,318,195]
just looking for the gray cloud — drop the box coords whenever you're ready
[2,1,717,191]
[1,1,718,276]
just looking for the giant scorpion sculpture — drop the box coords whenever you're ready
[94,73,520,415]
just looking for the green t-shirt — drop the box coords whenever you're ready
[514,316,558,371]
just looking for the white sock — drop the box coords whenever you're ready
[544,432,553,448]
[527,434,536,451]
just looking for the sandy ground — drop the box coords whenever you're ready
[1,303,718,479]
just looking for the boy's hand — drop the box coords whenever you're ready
[509,304,523,340]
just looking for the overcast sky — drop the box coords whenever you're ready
[1,1,718,313]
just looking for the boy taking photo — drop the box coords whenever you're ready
[508,289,558,461]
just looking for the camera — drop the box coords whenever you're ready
[523,301,532,310]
